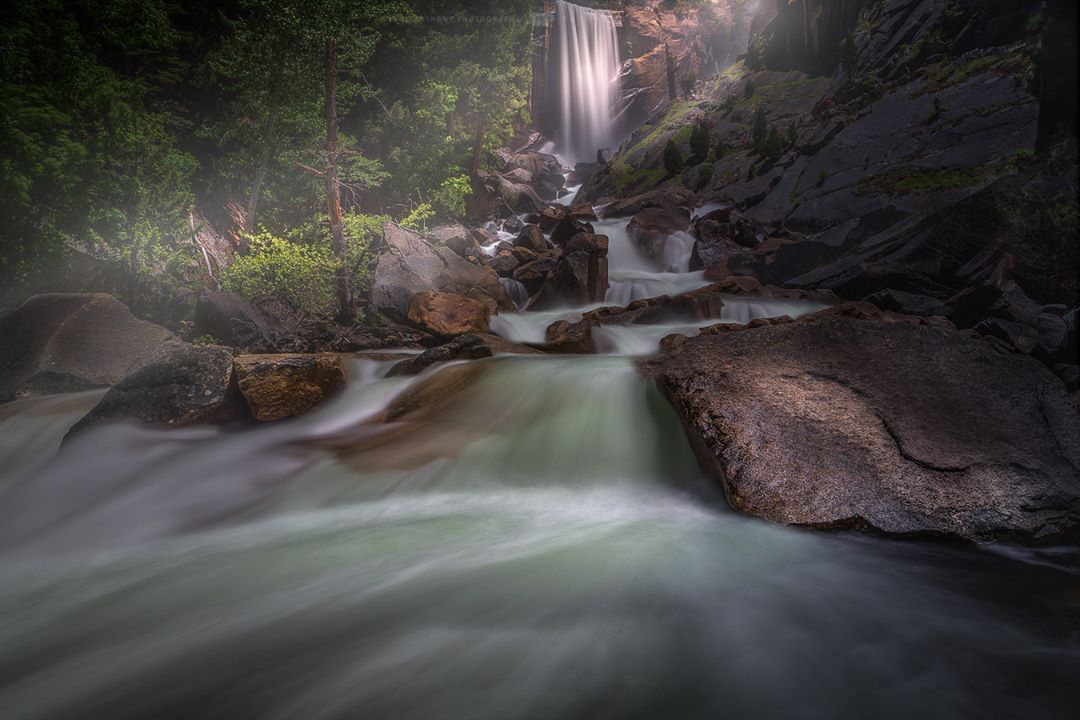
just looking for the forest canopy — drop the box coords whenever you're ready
[0,0,533,314]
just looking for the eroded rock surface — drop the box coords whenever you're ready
[643,315,1080,542]
[234,353,346,422]
[70,341,240,433]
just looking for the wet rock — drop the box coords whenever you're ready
[0,293,176,402]
[371,223,509,318]
[532,234,609,310]
[627,206,691,262]
[538,206,567,232]
[234,353,346,422]
[487,251,521,278]
[513,254,562,296]
[601,188,693,219]
[550,216,595,247]
[643,316,1080,542]
[514,224,549,252]
[194,289,278,352]
[70,341,241,433]
[406,291,491,337]
[386,335,495,377]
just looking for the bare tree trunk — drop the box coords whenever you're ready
[325,35,351,323]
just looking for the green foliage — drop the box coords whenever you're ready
[690,122,711,161]
[222,231,338,316]
[722,94,737,113]
[400,203,435,233]
[744,79,755,99]
[432,175,473,218]
[664,140,685,176]
[857,165,986,195]
[681,71,699,96]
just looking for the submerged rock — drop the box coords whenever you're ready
[69,341,241,433]
[234,353,346,422]
[643,315,1080,543]
[0,293,176,402]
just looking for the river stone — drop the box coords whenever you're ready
[386,335,495,377]
[406,291,491,337]
[234,353,346,422]
[371,223,509,318]
[0,293,176,402]
[642,315,1080,542]
[69,341,240,434]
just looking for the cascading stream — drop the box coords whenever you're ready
[555,0,621,163]
[1,9,1078,718]
[0,357,1077,719]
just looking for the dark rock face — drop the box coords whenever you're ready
[531,234,610,309]
[194,289,278,352]
[514,224,549,252]
[643,315,1080,542]
[627,206,691,264]
[70,341,241,433]
[387,335,495,377]
[371,223,509,318]
[0,293,176,402]
[234,353,346,422]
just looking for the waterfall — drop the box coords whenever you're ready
[555,0,621,163]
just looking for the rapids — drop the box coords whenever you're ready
[0,356,1078,719]
[1,13,1078,716]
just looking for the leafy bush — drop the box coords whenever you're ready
[681,71,698,96]
[690,121,711,160]
[744,79,755,98]
[664,140,685,176]
[222,231,337,316]
[400,203,435,232]
[432,175,472,217]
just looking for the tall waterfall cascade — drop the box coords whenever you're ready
[555,0,621,163]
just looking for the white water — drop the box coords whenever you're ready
[0,358,1077,719]
[555,1,621,163]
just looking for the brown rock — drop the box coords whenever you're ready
[407,291,491,337]
[235,353,346,422]
[514,224,549,252]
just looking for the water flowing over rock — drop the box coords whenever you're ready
[644,315,1080,543]
[0,293,176,402]
[554,0,621,162]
